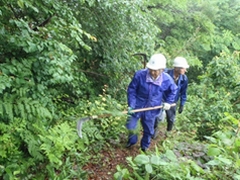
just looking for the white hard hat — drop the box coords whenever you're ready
[146,54,166,70]
[173,57,189,68]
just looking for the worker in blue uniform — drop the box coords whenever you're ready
[126,53,178,151]
[153,57,189,138]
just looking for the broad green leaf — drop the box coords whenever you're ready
[235,159,240,168]
[204,136,217,143]
[217,157,232,165]
[235,139,240,147]
[17,0,24,8]
[232,41,240,50]
[190,161,205,174]
[207,147,221,156]
[233,175,240,179]
[158,160,169,166]
[206,160,220,166]
[165,150,177,162]
[145,164,153,174]
[150,155,160,165]
[134,154,149,164]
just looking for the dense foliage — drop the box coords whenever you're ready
[0,0,240,179]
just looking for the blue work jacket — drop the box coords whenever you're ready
[127,69,178,109]
[163,69,188,106]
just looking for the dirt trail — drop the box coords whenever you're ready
[83,131,166,180]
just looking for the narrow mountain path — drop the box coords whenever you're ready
[82,130,167,180]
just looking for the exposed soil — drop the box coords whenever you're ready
[83,130,167,180]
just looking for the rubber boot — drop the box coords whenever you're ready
[152,116,160,139]
[126,133,137,148]
[165,122,174,137]
[152,126,159,139]
[167,121,174,131]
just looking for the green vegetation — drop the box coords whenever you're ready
[0,0,239,179]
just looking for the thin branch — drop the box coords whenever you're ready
[8,4,20,19]
[132,53,148,68]
[33,15,54,31]
[79,69,107,77]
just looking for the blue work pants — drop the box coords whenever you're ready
[126,110,158,149]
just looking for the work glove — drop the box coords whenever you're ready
[163,103,171,110]
[127,107,134,115]
[178,105,184,114]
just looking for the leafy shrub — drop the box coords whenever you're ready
[204,128,240,179]
[78,93,128,146]
[183,51,240,140]
[114,127,240,180]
